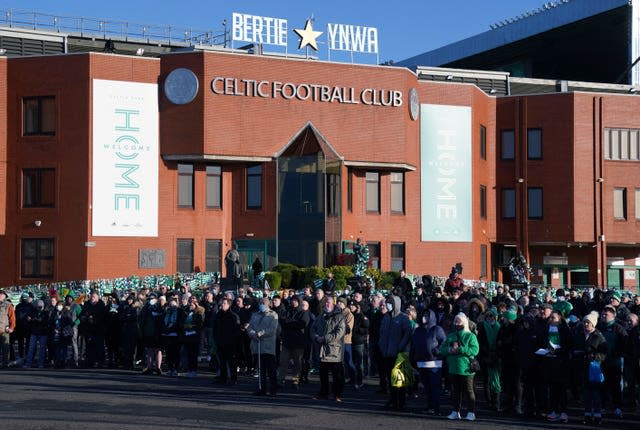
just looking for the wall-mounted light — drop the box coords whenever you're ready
[517,178,524,183]
[34,220,42,227]
[0,48,6,55]
[599,234,605,242]
[446,75,454,81]
[245,233,254,237]
[596,177,604,183]
[136,48,145,56]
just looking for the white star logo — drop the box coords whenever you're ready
[294,19,323,51]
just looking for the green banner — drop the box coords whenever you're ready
[420,104,472,242]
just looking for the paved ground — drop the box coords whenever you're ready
[0,368,638,430]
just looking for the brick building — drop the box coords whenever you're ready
[0,47,638,290]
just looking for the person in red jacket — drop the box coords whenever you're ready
[0,290,17,368]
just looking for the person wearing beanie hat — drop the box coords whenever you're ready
[502,309,518,323]
[598,304,627,418]
[553,289,573,319]
[608,290,631,325]
[573,311,607,424]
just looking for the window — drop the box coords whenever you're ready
[366,171,380,213]
[367,241,380,269]
[390,172,404,214]
[205,239,222,273]
[528,187,543,219]
[391,243,405,271]
[347,169,353,212]
[176,239,194,273]
[636,189,640,220]
[327,173,340,216]
[206,165,222,209]
[480,185,487,219]
[480,125,487,160]
[604,128,640,161]
[23,96,55,136]
[23,168,55,208]
[527,128,542,159]
[177,164,194,208]
[613,188,627,220]
[480,244,487,278]
[21,238,54,279]
[501,129,515,160]
[502,188,516,219]
[247,164,262,209]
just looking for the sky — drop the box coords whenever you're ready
[0,0,558,63]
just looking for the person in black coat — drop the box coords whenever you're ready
[79,291,107,368]
[119,294,139,370]
[512,313,539,416]
[278,296,310,388]
[349,300,370,389]
[540,310,572,423]
[213,297,241,384]
[392,270,413,305]
[24,300,49,368]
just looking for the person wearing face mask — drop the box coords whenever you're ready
[79,291,106,368]
[379,295,412,411]
[410,308,446,415]
[440,313,480,421]
[477,308,501,411]
[311,296,347,402]
[24,300,49,368]
[49,302,73,368]
[161,297,181,376]
[138,293,164,375]
[179,296,205,378]
[248,297,279,395]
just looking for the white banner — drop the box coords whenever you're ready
[92,79,159,237]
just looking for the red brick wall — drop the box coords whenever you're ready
[0,57,6,236]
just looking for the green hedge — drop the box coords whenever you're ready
[264,272,282,290]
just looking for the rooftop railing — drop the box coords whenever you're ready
[0,8,228,47]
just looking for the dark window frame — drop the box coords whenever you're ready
[367,241,381,270]
[205,239,222,273]
[391,242,405,272]
[527,187,543,219]
[177,164,194,209]
[390,172,404,214]
[501,129,515,160]
[365,171,380,213]
[176,238,194,273]
[527,128,543,160]
[480,244,488,278]
[347,169,353,212]
[480,124,487,160]
[502,188,516,219]
[480,185,487,219]
[23,96,56,136]
[206,165,222,209]
[613,188,627,220]
[246,164,263,210]
[22,168,56,208]
[21,238,54,279]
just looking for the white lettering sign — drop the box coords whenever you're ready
[328,23,378,54]
[232,12,287,46]
[211,77,402,108]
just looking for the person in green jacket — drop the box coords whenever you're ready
[441,312,480,421]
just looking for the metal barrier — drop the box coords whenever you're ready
[0,8,228,47]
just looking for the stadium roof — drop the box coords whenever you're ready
[398,0,636,85]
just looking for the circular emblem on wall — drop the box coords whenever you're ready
[164,68,199,105]
[409,88,419,121]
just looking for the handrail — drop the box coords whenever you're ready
[0,8,228,47]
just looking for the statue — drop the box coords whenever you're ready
[508,252,532,286]
[352,238,369,278]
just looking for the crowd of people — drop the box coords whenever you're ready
[1,267,639,425]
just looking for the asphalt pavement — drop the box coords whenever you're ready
[0,367,638,430]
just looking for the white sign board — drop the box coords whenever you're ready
[92,79,159,237]
[232,13,287,46]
